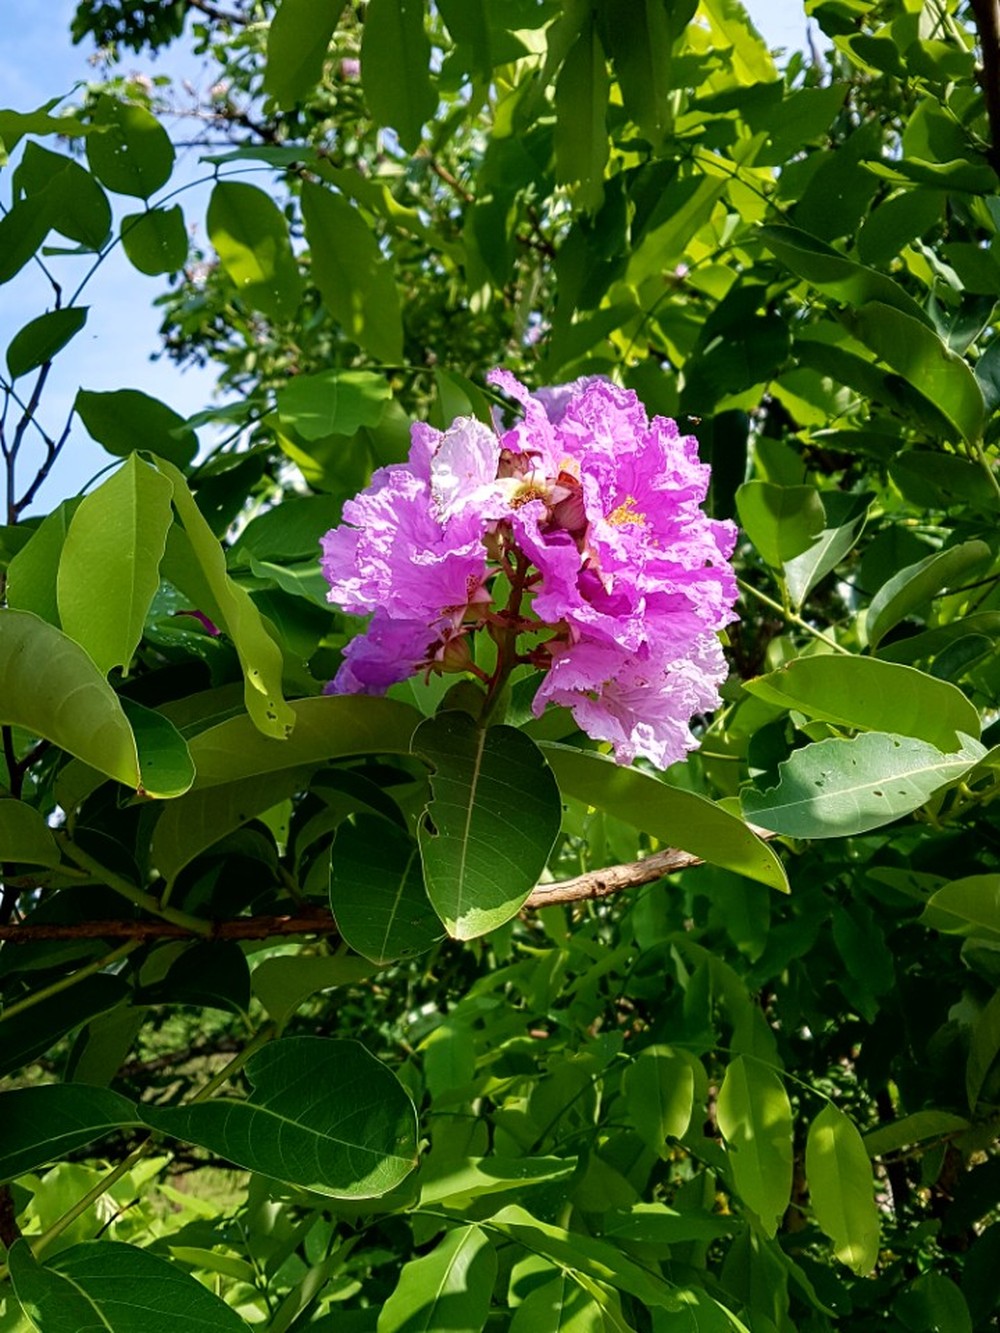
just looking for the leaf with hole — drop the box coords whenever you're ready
[741,731,984,838]
[412,712,561,939]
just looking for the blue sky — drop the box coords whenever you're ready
[2,0,812,513]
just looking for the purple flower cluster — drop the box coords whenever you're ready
[320,372,738,768]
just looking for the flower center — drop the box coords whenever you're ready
[606,495,644,527]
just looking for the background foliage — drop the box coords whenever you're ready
[3,0,1000,1328]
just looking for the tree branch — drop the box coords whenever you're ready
[187,0,249,25]
[970,0,1000,176]
[0,834,778,943]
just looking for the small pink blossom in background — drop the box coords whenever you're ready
[320,372,738,768]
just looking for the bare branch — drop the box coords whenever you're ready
[970,0,1000,176]
[0,832,779,943]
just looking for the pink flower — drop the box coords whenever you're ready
[320,371,738,768]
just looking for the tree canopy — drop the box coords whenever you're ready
[3,1,1000,1329]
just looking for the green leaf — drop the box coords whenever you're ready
[152,767,312,883]
[602,0,675,150]
[330,815,442,964]
[0,975,128,1079]
[15,142,111,249]
[863,1110,970,1158]
[921,875,1000,938]
[0,196,50,284]
[184,696,419,787]
[85,94,175,199]
[120,698,195,800]
[276,369,390,441]
[509,1273,604,1333]
[0,1086,140,1183]
[5,499,81,625]
[144,1037,418,1198]
[806,1103,880,1274]
[744,656,981,751]
[0,99,93,161]
[540,743,788,892]
[252,953,378,1028]
[843,302,986,446]
[377,1225,497,1333]
[742,732,985,839]
[230,493,346,564]
[6,308,88,380]
[783,490,872,608]
[360,0,436,152]
[300,181,403,362]
[264,0,345,107]
[867,540,992,649]
[735,481,826,568]
[419,1156,577,1207]
[206,180,302,321]
[75,388,198,468]
[897,1273,973,1333]
[758,223,933,327]
[0,610,139,787]
[966,989,1000,1110]
[120,206,187,275]
[602,1203,740,1246]
[716,1055,793,1237]
[554,18,609,211]
[412,713,561,939]
[624,1046,697,1156]
[8,1239,247,1333]
[57,455,174,676]
[156,459,296,740]
[0,799,60,866]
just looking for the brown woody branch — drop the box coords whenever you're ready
[971,0,1000,177]
[0,835,776,944]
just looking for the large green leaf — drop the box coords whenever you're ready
[6,307,88,380]
[0,1086,140,1183]
[540,743,788,892]
[844,301,986,446]
[184,696,419,787]
[716,1055,793,1237]
[85,94,174,199]
[5,498,82,625]
[330,815,442,964]
[74,388,197,468]
[412,713,562,939]
[0,798,60,866]
[554,18,609,211]
[206,180,302,321]
[602,0,675,151]
[120,205,187,275]
[744,656,981,750]
[377,1225,497,1333]
[151,766,313,883]
[867,540,992,648]
[624,1046,698,1157]
[264,0,346,108]
[419,1156,577,1207]
[301,181,403,362]
[0,610,139,787]
[921,874,1000,938]
[8,1239,247,1333]
[487,1205,746,1324]
[15,142,111,249]
[783,490,871,608]
[896,1274,973,1333]
[120,698,195,800]
[144,1037,418,1198]
[156,459,296,740]
[57,455,174,676]
[360,0,436,151]
[508,1273,604,1332]
[758,223,933,326]
[276,368,391,441]
[966,989,1000,1111]
[0,975,128,1079]
[252,953,377,1028]
[806,1104,880,1274]
[863,1110,970,1158]
[742,731,985,838]
[735,481,826,568]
